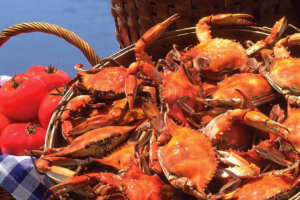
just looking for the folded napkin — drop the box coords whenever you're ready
[0,154,51,200]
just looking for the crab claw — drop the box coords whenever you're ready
[135,13,180,61]
[201,13,255,26]
[203,109,291,143]
[274,33,300,58]
[264,16,287,45]
[197,13,255,42]
[247,16,287,56]
[238,110,291,140]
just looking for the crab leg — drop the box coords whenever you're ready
[196,95,278,110]
[35,156,96,173]
[216,164,260,179]
[217,150,251,167]
[68,108,125,136]
[68,114,119,135]
[255,146,293,166]
[203,109,291,142]
[35,157,97,198]
[195,97,243,108]
[196,14,255,42]
[217,150,260,179]
[49,173,122,198]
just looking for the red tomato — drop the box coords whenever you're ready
[0,123,46,156]
[0,113,11,135]
[38,87,65,129]
[26,65,71,91]
[0,74,48,121]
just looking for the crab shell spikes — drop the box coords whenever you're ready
[120,160,174,200]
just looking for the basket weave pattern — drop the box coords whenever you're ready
[110,0,300,48]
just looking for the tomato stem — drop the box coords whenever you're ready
[49,84,67,96]
[26,123,37,134]
[11,75,22,89]
[45,64,58,74]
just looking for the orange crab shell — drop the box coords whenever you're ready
[78,67,128,93]
[270,58,300,94]
[159,124,218,194]
[213,73,275,104]
[121,162,174,200]
[233,171,293,200]
[283,108,300,153]
[183,38,247,79]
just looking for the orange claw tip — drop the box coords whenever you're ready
[163,13,180,21]
[234,13,255,19]
[159,13,181,27]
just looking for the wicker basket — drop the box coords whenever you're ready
[45,24,300,199]
[0,21,101,200]
[110,0,300,48]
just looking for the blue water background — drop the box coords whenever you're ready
[0,0,119,78]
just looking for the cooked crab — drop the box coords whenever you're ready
[168,14,287,80]
[261,33,300,106]
[142,102,218,199]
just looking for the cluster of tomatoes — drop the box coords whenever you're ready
[0,65,70,155]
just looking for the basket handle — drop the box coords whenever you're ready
[0,22,101,66]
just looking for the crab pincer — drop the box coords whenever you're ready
[246,16,287,56]
[196,13,255,42]
[135,13,181,61]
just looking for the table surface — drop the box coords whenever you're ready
[0,0,119,78]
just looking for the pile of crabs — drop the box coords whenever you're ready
[33,13,300,199]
